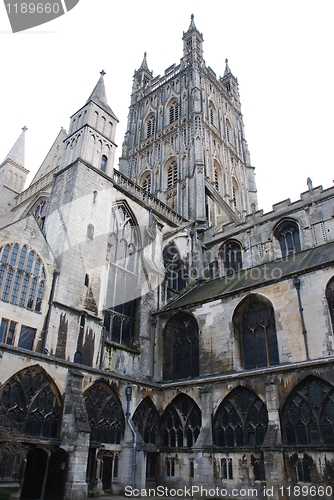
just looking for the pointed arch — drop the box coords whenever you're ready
[274,218,301,257]
[145,112,156,138]
[133,396,159,445]
[167,98,179,124]
[326,276,334,332]
[163,241,186,299]
[0,243,46,313]
[103,201,141,347]
[84,381,125,444]
[163,312,199,381]
[165,157,178,189]
[161,393,201,448]
[219,239,242,274]
[0,365,63,439]
[212,386,268,447]
[233,294,279,369]
[281,376,334,446]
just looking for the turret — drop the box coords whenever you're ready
[0,126,29,216]
[60,71,118,176]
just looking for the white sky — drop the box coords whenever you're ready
[0,0,333,213]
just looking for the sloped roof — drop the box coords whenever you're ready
[161,241,334,312]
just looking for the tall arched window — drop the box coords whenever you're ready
[104,203,140,347]
[213,387,268,447]
[282,376,334,446]
[101,155,108,172]
[0,244,46,312]
[85,382,125,444]
[161,393,201,448]
[167,160,178,188]
[169,101,179,124]
[133,397,159,445]
[220,241,242,274]
[142,173,152,193]
[326,276,334,332]
[163,312,199,381]
[146,116,155,138]
[0,366,63,439]
[274,220,301,257]
[163,243,186,299]
[233,294,279,369]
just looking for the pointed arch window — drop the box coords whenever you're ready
[167,161,177,188]
[0,367,63,439]
[0,244,46,312]
[104,204,139,347]
[146,116,155,138]
[220,241,242,274]
[326,276,334,332]
[161,394,201,448]
[133,397,159,445]
[275,220,301,257]
[163,243,186,299]
[101,155,108,172]
[142,174,152,193]
[169,101,179,124]
[85,382,125,444]
[163,312,199,381]
[233,294,279,369]
[282,376,334,446]
[226,119,232,143]
[213,386,268,447]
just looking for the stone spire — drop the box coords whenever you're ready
[86,70,117,119]
[2,126,27,168]
[224,58,232,77]
[187,13,197,31]
[139,52,149,71]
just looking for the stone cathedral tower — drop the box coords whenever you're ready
[2,15,334,500]
[120,15,257,226]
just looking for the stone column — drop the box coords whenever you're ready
[263,376,286,500]
[61,370,91,500]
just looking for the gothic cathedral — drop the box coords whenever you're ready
[1,16,334,500]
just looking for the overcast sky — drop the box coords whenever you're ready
[1,0,333,213]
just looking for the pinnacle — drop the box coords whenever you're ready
[139,52,149,71]
[224,58,232,77]
[86,71,118,121]
[2,126,27,168]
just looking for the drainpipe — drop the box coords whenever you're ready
[99,326,106,369]
[151,317,157,381]
[125,386,137,490]
[293,276,309,360]
[41,269,59,354]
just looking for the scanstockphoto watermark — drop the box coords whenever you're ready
[125,485,267,498]
[4,0,80,33]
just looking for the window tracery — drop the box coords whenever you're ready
[85,382,125,444]
[0,367,62,439]
[282,376,334,446]
[212,387,268,447]
[275,220,301,257]
[104,204,139,347]
[326,276,334,332]
[233,294,279,369]
[133,397,159,444]
[167,161,178,188]
[0,244,46,313]
[220,241,242,274]
[163,312,199,381]
[169,102,179,124]
[161,394,201,448]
